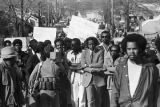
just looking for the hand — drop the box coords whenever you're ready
[104,71,114,75]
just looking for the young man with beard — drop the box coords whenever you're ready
[111,33,159,107]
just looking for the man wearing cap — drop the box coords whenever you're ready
[0,46,23,107]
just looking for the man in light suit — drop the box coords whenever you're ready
[81,37,107,107]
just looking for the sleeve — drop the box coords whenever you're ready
[29,64,39,88]
[152,65,159,107]
[80,50,91,73]
[110,65,121,107]
[89,50,104,68]
[81,50,86,68]
[82,50,104,73]
[0,68,2,106]
[26,55,34,75]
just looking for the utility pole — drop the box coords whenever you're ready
[110,0,114,36]
[21,0,24,36]
[48,2,50,27]
[55,0,58,13]
[126,0,130,32]
[38,2,42,27]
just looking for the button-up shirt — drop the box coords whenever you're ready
[67,50,82,84]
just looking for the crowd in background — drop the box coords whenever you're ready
[0,30,160,107]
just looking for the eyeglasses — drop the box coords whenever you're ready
[101,36,108,38]
[111,50,118,52]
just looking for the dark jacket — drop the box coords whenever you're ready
[0,62,23,107]
[111,57,159,107]
[26,54,39,75]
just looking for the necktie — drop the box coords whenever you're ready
[90,51,93,63]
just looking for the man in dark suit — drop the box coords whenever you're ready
[81,37,107,107]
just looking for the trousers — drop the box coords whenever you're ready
[85,84,109,107]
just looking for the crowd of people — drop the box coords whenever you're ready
[0,30,160,107]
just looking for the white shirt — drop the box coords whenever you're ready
[67,50,82,84]
[128,59,142,97]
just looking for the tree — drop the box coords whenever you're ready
[1,0,36,37]
[0,10,14,37]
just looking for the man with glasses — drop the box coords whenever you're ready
[100,30,111,50]
[99,31,112,104]
[103,45,121,102]
[99,30,113,68]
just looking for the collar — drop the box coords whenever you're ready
[89,50,93,55]
[100,42,110,52]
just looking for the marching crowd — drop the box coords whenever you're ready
[0,30,160,107]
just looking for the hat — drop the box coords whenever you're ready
[1,46,16,59]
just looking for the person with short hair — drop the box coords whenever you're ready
[67,38,86,107]
[44,40,54,58]
[3,40,11,47]
[0,46,24,107]
[26,40,40,75]
[54,38,72,107]
[99,30,112,105]
[12,39,29,105]
[103,45,121,102]
[28,39,38,56]
[111,33,159,107]
[56,31,72,51]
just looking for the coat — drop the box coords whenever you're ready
[111,57,159,107]
[81,48,106,87]
[0,61,23,107]
[26,54,40,75]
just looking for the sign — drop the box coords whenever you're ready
[63,27,69,35]
[33,27,56,45]
[141,15,160,34]
[113,37,124,44]
[67,16,99,42]
[144,33,158,39]
[4,37,29,51]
